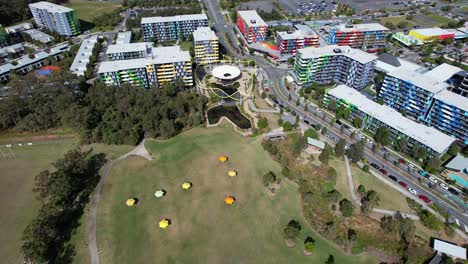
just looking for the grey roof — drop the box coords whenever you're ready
[433,239,466,260]
[116,31,132,44]
[23,29,54,44]
[0,43,24,57]
[141,14,207,24]
[106,43,150,55]
[378,53,401,67]
[335,23,389,32]
[424,63,464,83]
[29,1,73,13]
[298,45,377,64]
[70,36,98,76]
[307,138,325,149]
[98,58,148,73]
[388,67,448,94]
[445,155,468,172]
[277,30,317,40]
[434,89,468,112]
[193,27,218,42]
[327,85,456,154]
[294,24,315,33]
[5,23,33,34]
[376,54,424,73]
[238,10,267,27]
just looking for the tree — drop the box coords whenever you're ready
[303,191,313,204]
[327,189,342,204]
[352,117,362,128]
[282,121,293,132]
[334,139,346,157]
[357,184,366,196]
[420,210,442,231]
[339,199,354,217]
[292,136,308,157]
[328,167,337,181]
[321,127,327,135]
[283,220,302,240]
[425,157,441,173]
[257,117,268,129]
[384,22,395,30]
[447,144,460,156]
[304,128,318,139]
[347,140,365,163]
[395,138,408,153]
[347,228,357,241]
[319,147,330,165]
[374,126,391,146]
[380,215,397,234]
[325,255,335,264]
[262,171,276,187]
[397,21,408,28]
[361,190,380,214]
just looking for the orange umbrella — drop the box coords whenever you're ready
[219,155,228,162]
[225,196,236,205]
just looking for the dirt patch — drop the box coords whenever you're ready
[285,239,295,247]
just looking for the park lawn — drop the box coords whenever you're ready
[330,158,354,202]
[65,0,121,23]
[380,16,417,28]
[0,138,79,263]
[424,13,455,26]
[350,165,414,214]
[179,41,193,51]
[96,127,378,264]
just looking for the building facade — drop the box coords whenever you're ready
[99,46,193,88]
[325,85,456,157]
[327,23,389,49]
[29,1,80,36]
[141,14,208,42]
[276,30,319,55]
[237,10,268,43]
[193,27,219,64]
[106,43,151,61]
[292,45,377,89]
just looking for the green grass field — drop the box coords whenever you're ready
[96,127,378,264]
[65,0,121,29]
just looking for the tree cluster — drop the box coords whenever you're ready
[0,0,68,26]
[22,150,105,263]
[124,0,198,8]
[93,9,124,29]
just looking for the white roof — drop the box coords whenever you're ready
[238,10,267,27]
[433,239,466,260]
[193,27,218,42]
[148,46,191,64]
[106,43,149,55]
[424,63,464,83]
[327,85,456,154]
[434,90,468,112]
[5,23,33,34]
[23,29,54,44]
[141,14,207,24]
[410,27,452,37]
[388,67,448,94]
[70,36,98,75]
[29,1,73,13]
[212,65,241,80]
[445,155,468,172]
[307,138,325,149]
[116,31,132,44]
[277,30,317,40]
[98,58,147,73]
[335,23,389,32]
[0,44,24,56]
[376,56,423,74]
[298,45,377,64]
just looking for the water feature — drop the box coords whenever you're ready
[207,105,251,129]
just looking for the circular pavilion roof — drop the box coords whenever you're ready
[212,65,241,81]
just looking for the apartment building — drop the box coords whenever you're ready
[237,10,268,43]
[327,23,389,49]
[292,45,377,89]
[276,29,319,55]
[193,27,219,64]
[325,85,456,157]
[141,14,208,42]
[116,31,132,44]
[29,1,80,36]
[98,46,192,88]
[106,43,151,61]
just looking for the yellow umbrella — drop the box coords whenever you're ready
[228,170,237,177]
[225,196,236,205]
[182,182,192,190]
[126,198,136,207]
[219,155,228,162]
[159,219,170,229]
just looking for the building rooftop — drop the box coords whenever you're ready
[433,239,466,260]
[299,45,377,64]
[376,53,424,73]
[70,36,98,76]
[29,1,73,13]
[116,31,132,44]
[388,67,448,94]
[294,24,315,33]
[335,23,389,32]
[424,63,464,83]
[98,58,148,73]
[193,27,218,42]
[327,85,456,154]
[0,43,24,57]
[238,10,267,27]
[141,14,207,24]
[434,89,468,112]
[106,42,150,55]
[410,27,452,37]
[307,138,325,149]
[277,30,317,40]
[148,45,191,64]
[5,23,33,34]
[445,155,468,173]
[23,29,54,44]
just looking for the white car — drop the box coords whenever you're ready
[358,133,365,139]
[317,109,322,113]
[428,176,438,184]
[345,145,350,150]
[408,188,417,196]
[439,182,449,190]
[408,163,415,170]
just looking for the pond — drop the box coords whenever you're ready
[207,105,252,129]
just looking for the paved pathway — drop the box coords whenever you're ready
[88,139,152,264]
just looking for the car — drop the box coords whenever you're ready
[358,133,365,139]
[448,187,459,196]
[398,158,406,165]
[439,182,449,190]
[428,176,438,184]
[370,163,380,169]
[408,163,415,170]
[304,120,310,125]
[367,138,373,144]
[335,119,342,125]
[388,175,398,182]
[344,124,350,129]
[379,168,388,175]
[418,170,428,177]
[408,187,417,195]
[345,145,350,150]
[418,194,430,203]
[317,109,322,113]
[398,181,408,188]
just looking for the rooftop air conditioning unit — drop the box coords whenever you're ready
[250,19,257,24]
[333,48,342,53]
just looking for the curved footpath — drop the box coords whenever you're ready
[88,140,152,264]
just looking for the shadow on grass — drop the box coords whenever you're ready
[79,19,96,32]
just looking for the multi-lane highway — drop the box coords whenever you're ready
[202,0,468,233]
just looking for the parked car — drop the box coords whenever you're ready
[428,176,438,184]
[399,181,408,188]
[388,175,398,182]
[398,158,406,165]
[370,163,380,169]
[358,133,365,139]
[418,170,428,177]
[418,194,430,203]
[335,119,342,125]
[448,187,459,196]
[379,168,388,175]
[408,163,415,170]
[439,182,449,190]
[408,187,417,195]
